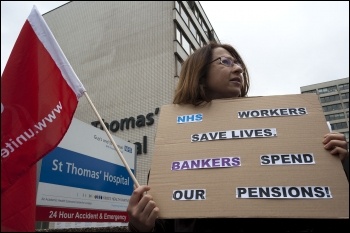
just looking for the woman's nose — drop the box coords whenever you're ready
[231,63,243,73]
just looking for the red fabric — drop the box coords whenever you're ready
[1,7,83,231]
[1,19,78,192]
[1,165,37,232]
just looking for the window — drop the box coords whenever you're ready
[344,102,349,109]
[201,38,206,46]
[188,1,195,10]
[338,83,349,91]
[176,56,182,77]
[176,27,181,42]
[320,94,340,103]
[176,25,195,56]
[331,122,348,130]
[198,16,202,26]
[189,20,197,39]
[181,34,191,55]
[341,92,349,100]
[177,2,207,46]
[302,90,317,94]
[318,86,337,94]
[322,103,343,112]
[180,4,189,25]
[203,23,209,37]
[190,46,194,54]
[175,1,180,11]
[325,113,345,121]
[194,7,198,18]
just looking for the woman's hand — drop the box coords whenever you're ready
[323,132,348,161]
[127,185,159,232]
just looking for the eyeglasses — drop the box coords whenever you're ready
[208,56,242,68]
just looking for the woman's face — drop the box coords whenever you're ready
[205,47,243,100]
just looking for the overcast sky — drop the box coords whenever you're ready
[1,1,349,96]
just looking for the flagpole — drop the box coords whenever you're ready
[83,92,140,188]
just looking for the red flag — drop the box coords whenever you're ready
[1,5,86,231]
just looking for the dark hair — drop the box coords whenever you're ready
[173,41,250,106]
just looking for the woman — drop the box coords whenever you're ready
[127,42,348,232]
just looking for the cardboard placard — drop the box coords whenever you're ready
[148,94,349,219]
